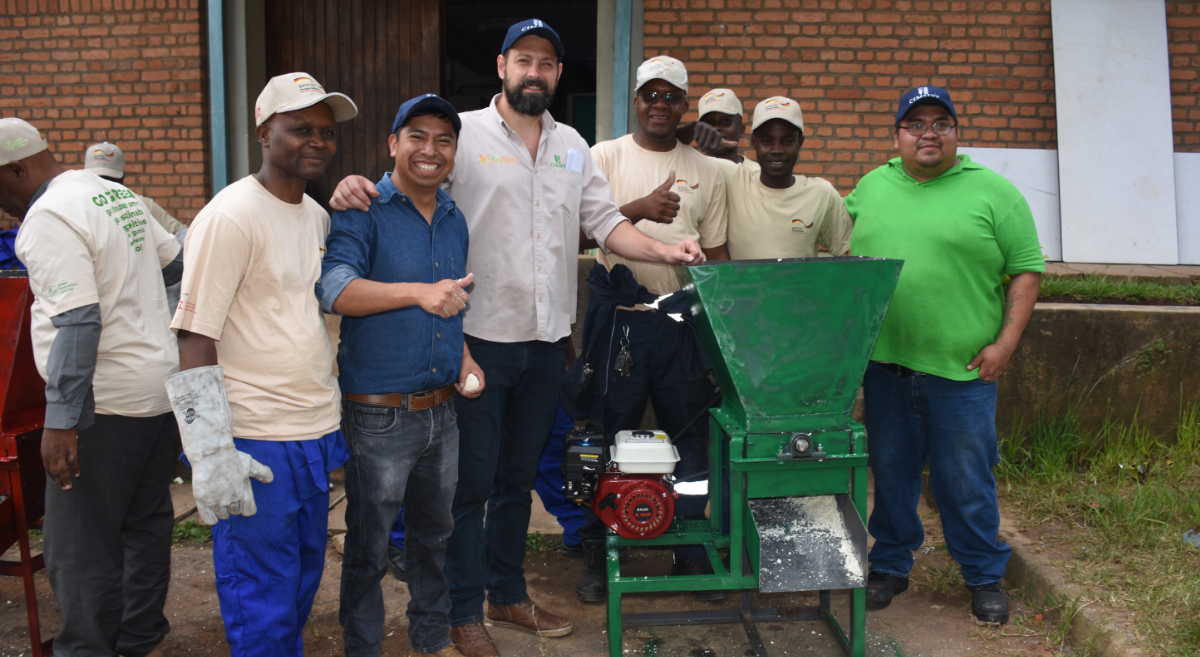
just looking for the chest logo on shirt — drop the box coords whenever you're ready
[675,179,700,194]
[478,154,518,165]
[551,155,566,169]
[791,218,814,233]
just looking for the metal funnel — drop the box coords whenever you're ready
[677,257,902,433]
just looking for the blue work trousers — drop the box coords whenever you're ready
[446,336,566,627]
[863,362,1011,587]
[211,431,349,657]
[339,399,458,655]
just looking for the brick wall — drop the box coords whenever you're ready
[645,0,1200,192]
[0,0,207,231]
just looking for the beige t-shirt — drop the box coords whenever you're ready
[16,170,181,417]
[715,158,854,260]
[592,135,727,295]
[171,176,340,441]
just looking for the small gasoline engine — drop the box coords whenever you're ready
[564,427,679,539]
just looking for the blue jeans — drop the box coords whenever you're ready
[210,432,350,657]
[446,336,566,627]
[863,362,1011,587]
[339,399,459,655]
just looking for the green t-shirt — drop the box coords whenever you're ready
[846,154,1046,381]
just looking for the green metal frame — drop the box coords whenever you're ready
[604,409,868,657]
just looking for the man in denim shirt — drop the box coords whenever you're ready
[319,95,483,657]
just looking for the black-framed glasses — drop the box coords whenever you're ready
[639,90,686,105]
[898,121,956,136]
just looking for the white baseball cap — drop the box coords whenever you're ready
[752,96,804,133]
[698,89,742,119]
[84,142,125,178]
[255,72,358,127]
[0,118,49,166]
[635,56,688,93]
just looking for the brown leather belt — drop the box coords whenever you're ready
[345,384,457,411]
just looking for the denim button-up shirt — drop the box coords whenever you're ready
[318,175,469,395]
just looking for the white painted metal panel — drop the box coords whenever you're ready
[1175,152,1200,264]
[1052,0,1178,264]
[959,147,1061,261]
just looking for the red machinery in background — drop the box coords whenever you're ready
[0,271,53,656]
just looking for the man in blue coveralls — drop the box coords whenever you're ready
[319,95,483,657]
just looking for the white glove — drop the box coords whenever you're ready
[165,365,274,525]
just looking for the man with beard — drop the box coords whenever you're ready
[571,56,730,603]
[329,20,704,657]
[689,96,853,260]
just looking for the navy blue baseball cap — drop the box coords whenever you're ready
[392,94,461,136]
[501,19,565,59]
[895,85,957,122]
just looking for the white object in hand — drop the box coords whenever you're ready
[165,365,274,525]
[464,373,481,392]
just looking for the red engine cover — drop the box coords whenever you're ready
[590,472,677,539]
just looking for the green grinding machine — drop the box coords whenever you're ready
[601,256,903,657]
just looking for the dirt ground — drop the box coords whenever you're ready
[0,485,1069,657]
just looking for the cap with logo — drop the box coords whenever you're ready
[635,56,688,93]
[501,19,565,59]
[393,94,462,136]
[255,72,358,127]
[0,118,49,166]
[84,142,126,178]
[895,85,956,123]
[698,89,742,119]
[752,96,804,134]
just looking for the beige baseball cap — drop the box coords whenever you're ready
[635,56,688,93]
[254,72,358,127]
[84,142,125,178]
[0,118,49,166]
[752,96,804,133]
[698,89,742,119]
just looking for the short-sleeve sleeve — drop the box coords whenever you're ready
[170,212,251,339]
[995,194,1046,275]
[696,164,728,249]
[148,211,182,267]
[817,184,854,256]
[577,145,626,250]
[16,211,100,317]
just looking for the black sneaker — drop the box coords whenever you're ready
[969,582,1009,625]
[560,542,584,559]
[575,539,607,602]
[865,571,909,610]
[670,555,727,602]
[387,544,407,583]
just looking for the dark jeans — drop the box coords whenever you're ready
[44,412,177,657]
[579,309,717,559]
[339,399,458,655]
[446,336,566,627]
[863,361,1012,587]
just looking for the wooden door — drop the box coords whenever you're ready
[264,0,442,209]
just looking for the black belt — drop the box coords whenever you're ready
[875,361,927,378]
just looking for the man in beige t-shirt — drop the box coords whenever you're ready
[573,56,731,603]
[165,73,358,656]
[5,117,181,657]
[693,96,854,260]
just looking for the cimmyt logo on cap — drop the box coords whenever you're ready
[909,86,935,104]
[521,18,545,31]
[5,138,28,151]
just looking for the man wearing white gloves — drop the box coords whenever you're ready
[4,117,181,657]
[165,73,357,655]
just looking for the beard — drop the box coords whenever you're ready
[503,75,556,117]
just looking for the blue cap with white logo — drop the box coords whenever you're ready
[501,19,565,59]
[895,85,957,123]
[392,94,461,136]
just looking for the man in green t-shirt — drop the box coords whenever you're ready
[845,85,1044,625]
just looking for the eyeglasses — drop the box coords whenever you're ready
[638,90,686,105]
[898,122,956,136]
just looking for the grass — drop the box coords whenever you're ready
[1036,273,1200,305]
[172,520,212,544]
[998,398,1200,655]
[525,531,561,555]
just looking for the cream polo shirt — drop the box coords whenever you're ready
[171,176,340,442]
[446,95,627,343]
[715,158,853,260]
[592,135,728,296]
[16,170,180,417]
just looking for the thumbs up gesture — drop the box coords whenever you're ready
[629,169,682,224]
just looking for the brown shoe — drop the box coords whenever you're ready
[424,646,465,656]
[449,622,499,657]
[486,598,573,637]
